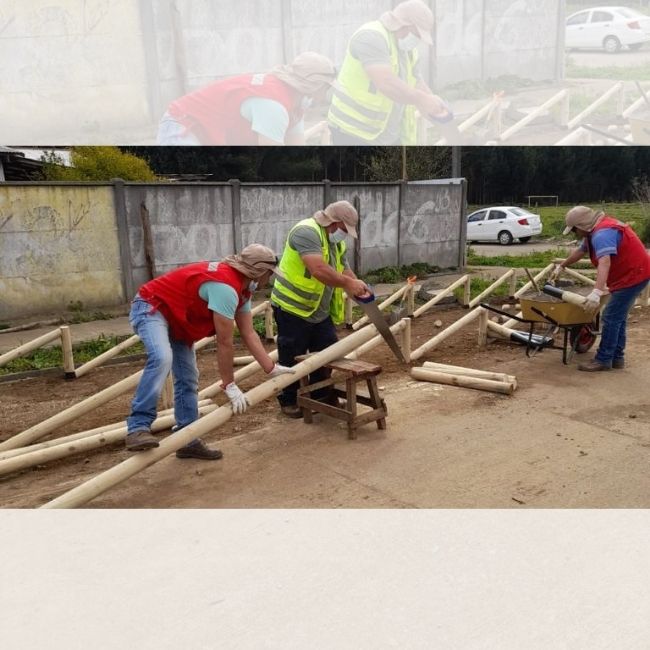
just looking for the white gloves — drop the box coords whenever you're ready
[224,382,249,414]
[268,363,295,377]
[584,288,604,312]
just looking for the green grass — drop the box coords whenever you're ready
[467,247,594,269]
[452,277,522,302]
[362,262,440,285]
[0,335,146,376]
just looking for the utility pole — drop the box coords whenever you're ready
[401,146,408,181]
[451,146,461,178]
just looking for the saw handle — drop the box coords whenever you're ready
[356,291,376,304]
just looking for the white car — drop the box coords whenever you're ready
[566,6,650,52]
[466,206,543,246]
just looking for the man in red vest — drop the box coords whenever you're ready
[553,206,650,371]
[157,52,336,145]
[125,244,294,458]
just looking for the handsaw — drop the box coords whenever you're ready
[354,292,408,364]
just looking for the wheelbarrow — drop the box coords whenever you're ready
[480,284,606,365]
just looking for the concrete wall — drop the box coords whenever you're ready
[0,179,465,319]
[0,0,563,144]
[0,184,124,320]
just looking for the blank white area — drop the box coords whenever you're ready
[2,510,650,649]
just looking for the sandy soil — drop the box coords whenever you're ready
[1,298,649,509]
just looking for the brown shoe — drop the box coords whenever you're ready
[125,430,159,451]
[612,358,625,369]
[578,360,611,372]
[176,439,223,460]
[281,404,303,419]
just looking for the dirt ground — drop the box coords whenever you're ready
[2,300,650,509]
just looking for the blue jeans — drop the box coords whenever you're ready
[127,298,200,434]
[156,112,201,145]
[595,279,649,366]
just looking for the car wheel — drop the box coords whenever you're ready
[498,230,514,246]
[519,237,531,244]
[629,43,644,51]
[603,36,621,53]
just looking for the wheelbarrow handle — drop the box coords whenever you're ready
[478,303,528,324]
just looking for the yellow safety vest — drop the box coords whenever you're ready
[271,218,346,324]
[328,20,418,145]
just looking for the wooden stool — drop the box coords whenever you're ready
[296,358,387,439]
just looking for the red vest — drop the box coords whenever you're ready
[587,216,650,291]
[167,73,304,144]
[138,262,251,345]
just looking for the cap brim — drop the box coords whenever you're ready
[346,224,358,239]
[417,28,433,45]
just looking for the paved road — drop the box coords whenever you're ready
[468,239,574,257]
[568,44,650,69]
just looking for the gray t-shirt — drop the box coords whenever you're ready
[288,225,350,324]
[349,29,422,145]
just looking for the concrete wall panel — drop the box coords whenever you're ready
[0,185,123,319]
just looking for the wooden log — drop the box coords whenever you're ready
[0,399,217,462]
[400,317,411,362]
[41,314,396,508]
[264,304,274,341]
[346,318,408,360]
[0,329,62,368]
[412,274,470,318]
[567,82,624,130]
[410,307,482,361]
[561,267,596,286]
[478,308,489,349]
[411,367,514,395]
[60,326,75,379]
[352,283,409,330]
[462,276,471,306]
[509,270,518,296]
[406,282,415,316]
[422,361,516,385]
[344,294,354,328]
[499,89,569,141]
[233,355,255,366]
[0,370,144,452]
[0,404,218,476]
[468,269,515,309]
[513,264,554,299]
[74,334,141,378]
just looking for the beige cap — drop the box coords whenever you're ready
[222,244,280,279]
[380,0,434,45]
[314,200,359,239]
[563,206,603,235]
[272,51,337,96]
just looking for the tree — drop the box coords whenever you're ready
[42,147,157,181]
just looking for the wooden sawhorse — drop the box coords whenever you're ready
[296,358,387,439]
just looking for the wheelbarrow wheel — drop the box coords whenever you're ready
[569,323,597,353]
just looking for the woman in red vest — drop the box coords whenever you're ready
[553,206,650,372]
[157,52,336,145]
[126,244,294,458]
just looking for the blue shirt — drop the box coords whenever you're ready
[580,228,623,259]
[198,282,251,319]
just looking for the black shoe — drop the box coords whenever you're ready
[125,430,159,451]
[176,439,223,460]
[281,404,303,419]
[612,358,625,369]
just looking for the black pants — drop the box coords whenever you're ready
[273,306,339,406]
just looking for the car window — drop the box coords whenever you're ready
[617,7,644,19]
[488,210,507,220]
[567,12,588,26]
[591,11,613,22]
[510,208,530,216]
[467,211,487,223]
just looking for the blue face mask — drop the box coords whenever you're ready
[398,33,420,51]
[329,228,347,244]
[249,281,259,292]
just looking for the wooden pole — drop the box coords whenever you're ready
[478,308,489,349]
[468,269,514,309]
[74,334,141,378]
[422,361,515,385]
[41,317,397,508]
[499,89,569,141]
[406,282,415,316]
[0,329,62,368]
[344,294,354,328]
[413,275,470,318]
[347,318,408,360]
[0,370,144,452]
[264,304,275,341]
[463,276,471,306]
[233,355,255,366]
[410,307,482,361]
[60,326,76,379]
[400,317,411,362]
[567,82,624,130]
[411,367,515,395]
[509,270,518,296]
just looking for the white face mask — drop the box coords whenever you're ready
[249,281,259,292]
[398,33,421,51]
[329,228,347,244]
[300,97,314,111]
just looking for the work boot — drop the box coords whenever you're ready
[612,358,625,369]
[281,404,303,419]
[125,430,159,451]
[176,439,223,460]
[578,359,611,372]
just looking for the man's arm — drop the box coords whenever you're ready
[302,254,368,296]
[235,310,275,372]
[594,255,611,292]
[212,312,237,387]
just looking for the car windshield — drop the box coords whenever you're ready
[510,208,531,216]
